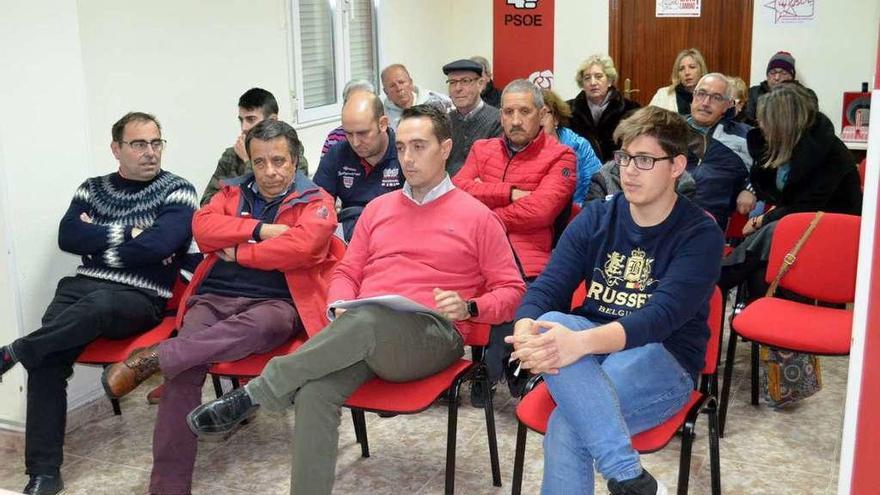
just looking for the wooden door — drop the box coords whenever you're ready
[609,0,754,106]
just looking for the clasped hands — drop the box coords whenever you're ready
[215,223,290,262]
[504,318,583,375]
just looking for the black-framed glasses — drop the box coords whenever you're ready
[120,139,166,153]
[693,89,729,105]
[613,150,674,171]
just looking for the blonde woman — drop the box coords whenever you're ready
[728,76,754,125]
[567,54,640,162]
[649,48,707,115]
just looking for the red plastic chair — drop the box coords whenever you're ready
[511,287,723,495]
[207,335,307,395]
[722,213,859,420]
[343,321,500,495]
[77,276,188,415]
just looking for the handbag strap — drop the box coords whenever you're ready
[765,211,825,297]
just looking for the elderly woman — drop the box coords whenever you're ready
[542,90,602,206]
[649,48,707,115]
[567,54,640,162]
[720,84,862,298]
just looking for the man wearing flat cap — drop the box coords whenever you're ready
[443,58,503,176]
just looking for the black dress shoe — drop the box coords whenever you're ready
[23,474,64,495]
[187,388,259,441]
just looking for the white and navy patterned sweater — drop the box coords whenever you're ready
[58,170,198,298]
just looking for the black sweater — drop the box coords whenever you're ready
[568,88,640,163]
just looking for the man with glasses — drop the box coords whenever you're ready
[443,58,503,176]
[744,51,817,123]
[200,87,308,205]
[686,73,753,228]
[380,63,451,130]
[0,112,198,495]
[313,91,403,242]
[508,106,723,495]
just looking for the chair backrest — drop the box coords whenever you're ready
[702,287,723,375]
[462,322,491,347]
[725,211,748,241]
[765,212,860,304]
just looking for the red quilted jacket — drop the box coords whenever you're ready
[454,133,576,277]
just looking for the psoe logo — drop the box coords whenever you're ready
[507,0,538,9]
[764,0,815,24]
[529,69,554,90]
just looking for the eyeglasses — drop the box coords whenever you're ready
[767,68,793,78]
[446,77,480,87]
[120,139,166,153]
[583,73,606,82]
[693,89,729,105]
[613,150,674,171]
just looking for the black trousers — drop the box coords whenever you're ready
[13,275,164,476]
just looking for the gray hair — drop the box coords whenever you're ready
[695,73,733,99]
[576,54,618,87]
[502,79,544,109]
[342,79,376,102]
[469,55,491,77]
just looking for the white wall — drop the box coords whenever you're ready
[0,0,102,429]
[751,2,880,133]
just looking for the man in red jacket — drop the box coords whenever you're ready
[186,105,525,495]
[453,79,577,402]
[102,119,344,495]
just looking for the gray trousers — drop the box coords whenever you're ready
[245,304,464,495]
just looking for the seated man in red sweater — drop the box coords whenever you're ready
[453,79,577,401]
[186,104,526,495]
[101,119,344,495]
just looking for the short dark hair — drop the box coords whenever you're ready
[238,88,279,118]
[245,119,303,162]
[400,104,452,143]
[111,112,161,142]
[613,106,692,157]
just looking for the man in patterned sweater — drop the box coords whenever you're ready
[0,112,198,495]
[443,59,503,176]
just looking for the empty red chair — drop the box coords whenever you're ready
[343,321,500,495]
[511,287,723,495]
[77,275,188,414]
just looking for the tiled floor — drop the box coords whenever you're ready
[0,331,848,495]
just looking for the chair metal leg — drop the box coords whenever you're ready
[110,397,122,416]
[719,327,738,437]
[230,377,241,389]
[445,380,463,495]
[480,371,501,486]
[676,419,696,494]
[211,375,224,399]
[351,409,370,457]
[750,342,760,406]
[511,421,528,495]
[707,399,722,495]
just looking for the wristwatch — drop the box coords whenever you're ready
[466,299,479,318]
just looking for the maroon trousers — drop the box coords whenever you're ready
[149,293,299,495]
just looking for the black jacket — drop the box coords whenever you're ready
[567,87,640,162]
[481,81,502,108]
[748,112,862,224]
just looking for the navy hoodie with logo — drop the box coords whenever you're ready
[313,128,403,209]
[515,193,723,378]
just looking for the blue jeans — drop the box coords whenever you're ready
[537,312,694,494]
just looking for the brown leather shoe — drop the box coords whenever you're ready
[102,345,160,399]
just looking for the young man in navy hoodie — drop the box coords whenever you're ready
[508,106,723,495]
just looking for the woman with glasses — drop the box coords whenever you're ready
[720,84,862,298]
[567,54,640,162]
[649,48,707,115]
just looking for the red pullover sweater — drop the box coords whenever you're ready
[328,188,526,339]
